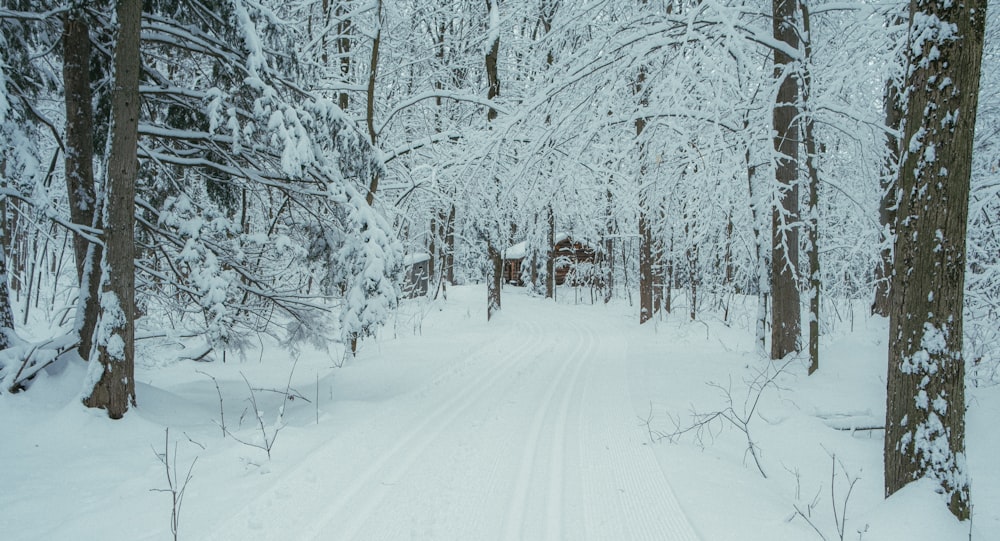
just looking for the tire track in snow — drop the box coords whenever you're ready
[204,298,702,541]
[203,321,543,541]
[543,321,595,541]
[500,319,594,541]
[307,319,550,540]
[575,315,702,541]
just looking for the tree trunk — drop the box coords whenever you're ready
[770,0,801,360]
[665,229,674,314]
[364,0,383,206]
[63,9,103,358]
[686,225,698,321]
[76,240,102,357]
[485,0,500,122]
[872,59,903,317]
[83,0,141,418]
[639,209,654,323]
[722,213,734,322]
[800,0,820,375]
[884,0,985,520]
[546,205,555,299]
[63,10,97,282]
[484,0,502,320]
[746,143,770,356]
[603,188,614,304]
[428,213,437,287]
[487,243,502,319]
[336,1,352,111]
[652,211,664,317]
[636,58,654,324]
[0,239,15,351]
[444,204,456,286]
[0,157,12,351]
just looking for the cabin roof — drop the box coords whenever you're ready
[502,233,594,261]
[403,252,431,265]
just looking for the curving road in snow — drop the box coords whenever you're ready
[204,292,700,540]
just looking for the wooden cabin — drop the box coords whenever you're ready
[502,234,596,286]
[552,235,597,285]
[403,252,431,298]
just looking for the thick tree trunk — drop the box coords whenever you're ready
[63,9,103,358]
[770,0,801,360]
[83,0,141,418]
[884,0,985,520]
[76,241,102,357]
[63,11,97,281]
[872,69,903,316]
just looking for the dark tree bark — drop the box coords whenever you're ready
[0,240,15,351]
[873,60,904,317]
[83,0,141,418]
[62,8,102,358]
[603,187,614,304]
[336,1,352,111]
[685,216,698,321]
[428,213,437,286]
[485,0,500,122]
[430,20,453,299]
[444,204,456,286]
[665,230,674,314]
[487,242,502,318]
[546,205,555,299]
[364,0,383,206]
[770,0,801,359]
[63,10,97,281]
[485,0,502,320]
[800,0,820,375]
[652,209,665,316]
[722,213,734,322]
[884,0,986,520]
[635,58,654,324]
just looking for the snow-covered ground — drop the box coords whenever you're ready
[1,285,996,540]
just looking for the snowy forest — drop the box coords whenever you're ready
[1,0,999,539]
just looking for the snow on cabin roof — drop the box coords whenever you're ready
[503,241,527,260]
[503,233,592,261]
[403,252,431,265]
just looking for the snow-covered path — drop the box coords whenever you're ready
[205,294,700,540]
